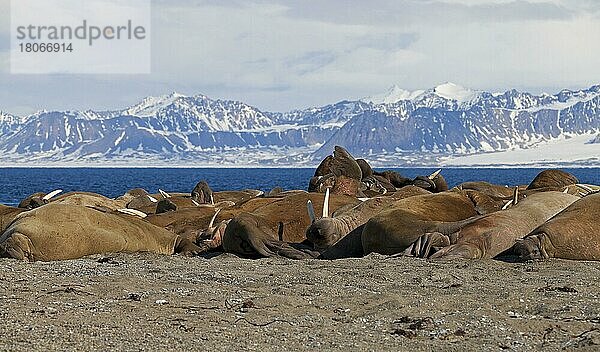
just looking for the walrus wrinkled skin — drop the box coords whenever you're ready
[191,180,214,204]
[0,204,201,261]
[222,193,359,258]
[307,186,431,252]
[308,146,363,196]
[414,192,579,260]
[18,192,47,209]
[527,169,579,190]
[513,192,600,261]
[456,181,516,199]
[361,191,481,256]
[51,192,128,211]
[0,204,25,233]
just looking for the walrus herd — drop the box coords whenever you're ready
[0,146,599,263]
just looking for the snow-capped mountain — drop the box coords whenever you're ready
[0,84,598,166]
[0,111,27,137]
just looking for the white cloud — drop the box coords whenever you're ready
[0,0,598,114]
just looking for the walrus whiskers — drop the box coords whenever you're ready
[307,200,316,224]
[117,208,147,218]
[42,189,63,201]
[322,188,330,218]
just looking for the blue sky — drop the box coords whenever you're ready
[1,0,599,115]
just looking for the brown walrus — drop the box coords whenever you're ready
[307,186,431,252]
[0,204,25,233]
[513,192,600,261]
[0,204,201,261]
[527,169,578,190]
[407,191,579,260]
[221,192,359,258]
[361,191,481,256]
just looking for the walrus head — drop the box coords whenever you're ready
[305,189,342,251]
[309,146,362,197]
[18,189,63,209]
[375,170,412,188]
[191,180,214,205]
[196,209,229,250]
[412,170,448,193]
[513,234,551,261]
[155,198,177,214]
[356,159,374,179]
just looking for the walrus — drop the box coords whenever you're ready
[308,146,363,196]
[527,169,578,190]
[221,192,359,258]
[374,170,412,188]
[406,191,579,260]
[456,181,516,199]
[50,191,128,211]
[513,192,600,261]
[191,180,214,205]
[361,190,481,256]
[0,204,25,233]
[18,189,63,209]
[0,204,201,261]
[307,185,431,253]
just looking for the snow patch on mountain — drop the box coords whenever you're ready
[0,83,599,167]
[362,85,424,104]
[443,132,600,167]
[432,82,480,103]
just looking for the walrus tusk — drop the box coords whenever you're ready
[191,199,200,206]
[158,189,171,199]
[512,186,519,206]
[322,188,330,218]
[563,187,570,194]
[117,208,147,218]
[501,187,519,210]
[42,189,63,201]
[208,209,221,229]
[148,195,158,203]
[307,200,316,223]
[576,184,596,194]
[210,194,215,205]
[428,169,442,180]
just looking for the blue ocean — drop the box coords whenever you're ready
[0,167,598,206]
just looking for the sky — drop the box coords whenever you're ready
[0,0,599,115]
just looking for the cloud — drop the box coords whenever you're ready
[277,0,575,26]
[0,0,597,114]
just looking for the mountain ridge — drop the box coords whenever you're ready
[1,83,598,167]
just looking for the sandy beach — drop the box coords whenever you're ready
[1,252,599,351]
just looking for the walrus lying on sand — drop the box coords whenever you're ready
[221,192,359,258]
[513,192,600,261]
[0,204,201,261]
[361,191,481,256]
[404,191,579,260]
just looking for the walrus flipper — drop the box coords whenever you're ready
[402,232,451,258]
[0,232,35,261]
